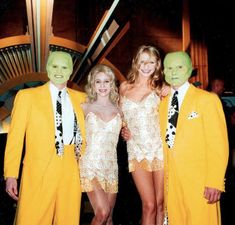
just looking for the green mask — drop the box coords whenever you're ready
[163,51,192,88]
[46,51,73,85]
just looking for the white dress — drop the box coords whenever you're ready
[121,92,163,172]
[79,112,122,193]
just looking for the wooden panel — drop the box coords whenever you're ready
[49,36,86,53]
[0,73,48,95]
[0,35,31,48]
[190,40,208,89]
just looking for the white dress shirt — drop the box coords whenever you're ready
[49,82,74,145]
[170,81,190,110]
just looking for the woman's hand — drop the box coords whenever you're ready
[121,123,132,141]
[160,85,170,99]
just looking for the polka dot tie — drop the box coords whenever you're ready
[55,91,64,156]
[165,91,179,148]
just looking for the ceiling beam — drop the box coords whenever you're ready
[72,0,130,84]
[25,0,54,72]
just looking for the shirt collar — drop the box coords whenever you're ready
[49,81,67,99]
[170,81,190,96]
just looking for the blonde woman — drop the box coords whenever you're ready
[120,45,167,225]
[80,64,122,225]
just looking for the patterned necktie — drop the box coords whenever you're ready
[55,91,64,156]
[165,91,179,148]
[73,112,83,160]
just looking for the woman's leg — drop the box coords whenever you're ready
[153,169,164,225]
[87,188,111,225]
[106,193,117,225]
[132,168,156,225]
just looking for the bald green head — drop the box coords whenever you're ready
[163,51,193,88]
[46,51,73,85]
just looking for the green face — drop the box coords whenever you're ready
[46,51,73,85]
[163,51,192,88]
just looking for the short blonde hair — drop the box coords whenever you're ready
[85,64,119,104]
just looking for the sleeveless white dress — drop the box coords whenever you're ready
[79,112,122,193]
[121,92,163,172]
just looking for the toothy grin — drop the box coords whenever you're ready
[55,75,63,78]
[99,89,107,92]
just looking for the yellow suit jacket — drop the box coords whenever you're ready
[4,82,86,179]
[159,84,228,225]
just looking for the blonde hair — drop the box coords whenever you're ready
[127,45,163,91]
[85,64,119,104]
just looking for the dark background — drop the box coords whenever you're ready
[0,0,235,90]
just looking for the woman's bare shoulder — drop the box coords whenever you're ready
[119,81,130,96]
[81,102,90,114]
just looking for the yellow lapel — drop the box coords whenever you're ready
[160,94,171,138]
[176,84,196,133]
[40,82,55,136]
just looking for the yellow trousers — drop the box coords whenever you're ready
[14,145,81,225]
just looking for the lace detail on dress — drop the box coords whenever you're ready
[81,177,118,193]
[129,158,164,172]
[79,112,122,193]
[121,92,163,172]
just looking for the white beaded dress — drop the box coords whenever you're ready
[79,112,122,193]
[121,92,163,172]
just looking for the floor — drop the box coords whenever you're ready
[1,182,235,225]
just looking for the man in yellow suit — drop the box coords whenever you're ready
[159,51,229,225]
[4,51,86,225]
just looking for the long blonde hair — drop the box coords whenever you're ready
[127,45,163,91]
[85,64,119,104]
